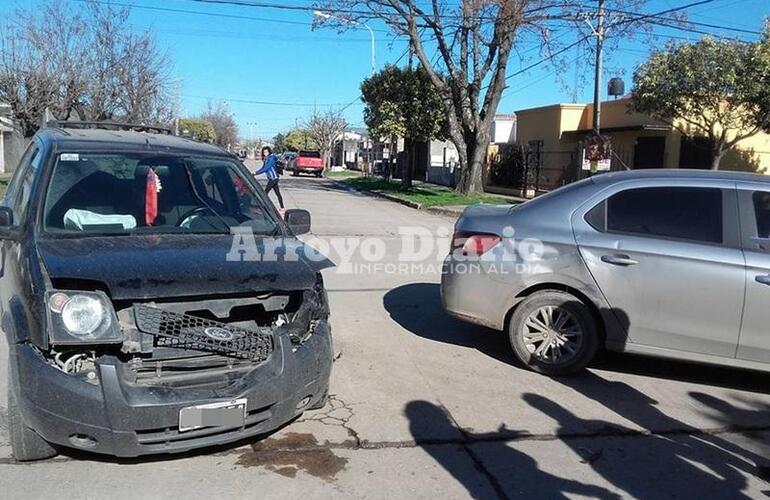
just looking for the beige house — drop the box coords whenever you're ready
[513,97,770,173]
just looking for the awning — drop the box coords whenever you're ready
[562,124,671,135]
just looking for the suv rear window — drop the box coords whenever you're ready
[298,151,321,158]
[43,153,278,235]
[605,187,722,244]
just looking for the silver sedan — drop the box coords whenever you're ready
[441,169,770,375]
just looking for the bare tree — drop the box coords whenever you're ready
[315,0,690,193]
[315,0,542,192]
[0,0,175,137]
[200,100,239,150]
[305,109,348,170]
[84,2,175,124]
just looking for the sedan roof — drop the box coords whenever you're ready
[591,168,770,185]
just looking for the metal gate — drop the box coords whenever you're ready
[487,144,580,197]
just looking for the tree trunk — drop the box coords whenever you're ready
[711,149,724,170]
[456,131,488,194]
[385,135,396,181]
[402,138,414,191]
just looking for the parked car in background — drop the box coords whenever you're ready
[280,152,297,173]
[442,169,770,375]
[292,150,324,177]
[0,122,332,460]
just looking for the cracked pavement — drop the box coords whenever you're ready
[1,175,770,499]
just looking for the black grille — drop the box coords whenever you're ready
[133,304,274,362]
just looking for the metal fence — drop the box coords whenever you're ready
[487,144,581,197]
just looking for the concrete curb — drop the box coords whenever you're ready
[333,179,465,219]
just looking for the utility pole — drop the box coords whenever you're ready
[592,0,605,135]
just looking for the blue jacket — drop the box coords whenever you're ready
[255,154,279,180]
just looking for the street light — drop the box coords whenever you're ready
[246,121,257,142]
[314,10,376,75]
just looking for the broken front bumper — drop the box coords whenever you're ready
[10,321,332,457]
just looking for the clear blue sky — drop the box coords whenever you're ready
[3,0,768,141]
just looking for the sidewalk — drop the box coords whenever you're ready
[338,177,526,219]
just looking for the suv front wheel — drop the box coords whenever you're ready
[8,379,58,461]
[508,291,599,376]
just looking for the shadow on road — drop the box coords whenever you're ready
[385,282,770,393]
[382,282,517,367]
[406,381,770,499]
[523,390,765,499]
[404,400,621,499]
[536,371,770,497]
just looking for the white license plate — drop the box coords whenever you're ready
[178,399,247,432]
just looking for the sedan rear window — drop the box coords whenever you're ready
[606,187,722,244]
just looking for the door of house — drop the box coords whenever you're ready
[633,136,666,169]
[679,136,714,169]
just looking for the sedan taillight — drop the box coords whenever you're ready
[451,231,502,256]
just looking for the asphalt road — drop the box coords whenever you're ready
[2,174,770,499]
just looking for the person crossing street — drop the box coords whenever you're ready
[254,145,285,210]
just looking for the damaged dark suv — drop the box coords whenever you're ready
[0,122,332,460]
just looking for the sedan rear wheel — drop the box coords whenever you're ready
[509,291,598,375]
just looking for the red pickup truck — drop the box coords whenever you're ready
[291,150,324,177]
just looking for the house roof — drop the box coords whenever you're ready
[562,124,672,135]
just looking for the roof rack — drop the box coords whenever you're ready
[46,120,172,135]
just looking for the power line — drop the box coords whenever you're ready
[493,1,729,91]
[605,8,761,36]
[131,24,387,43]
[504,36,591,84]
[70,0,316,27]
[69,0,390,33]
[184,94,365,107]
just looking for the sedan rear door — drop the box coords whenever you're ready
[736,184,770,363]
[572,180,744,357]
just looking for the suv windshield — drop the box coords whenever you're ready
[43,153,278,235]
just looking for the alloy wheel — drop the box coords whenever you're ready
[521,305,584,365]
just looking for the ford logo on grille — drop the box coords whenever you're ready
[204,327,234,341]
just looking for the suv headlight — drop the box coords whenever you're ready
[310,273,329,320]
[46,290,122,345]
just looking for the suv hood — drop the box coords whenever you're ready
[37,234,324,300]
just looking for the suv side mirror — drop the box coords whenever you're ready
[284,209,311,235]
[0,207,15,240]
[0,207,13,227]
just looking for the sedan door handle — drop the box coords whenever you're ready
[601,254,639,266]
[755,274,770,286]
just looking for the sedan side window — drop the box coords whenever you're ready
[606,187,723,244]
[752,191,770,239]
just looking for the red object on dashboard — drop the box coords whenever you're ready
[145,168,159,225]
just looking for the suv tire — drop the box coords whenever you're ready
[8,381,57,462]
[508,291,599,376]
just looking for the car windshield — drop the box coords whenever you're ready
[43,153,279,235]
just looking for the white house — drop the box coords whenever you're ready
[490,114,517,144]
[0,102,29,175]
